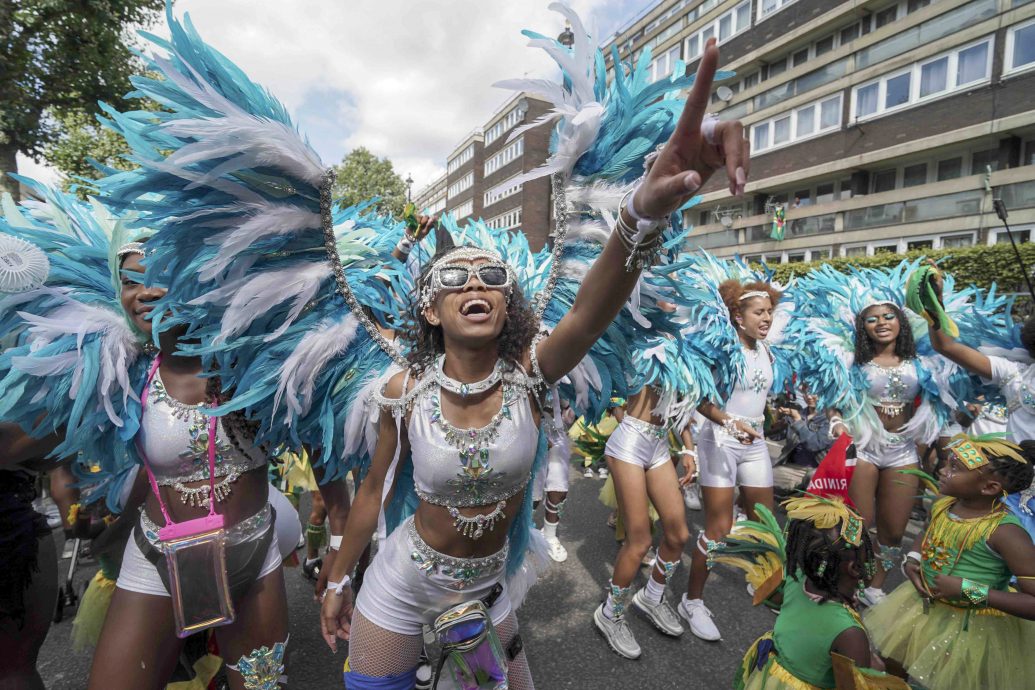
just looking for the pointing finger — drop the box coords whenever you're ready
[673,38,719,143]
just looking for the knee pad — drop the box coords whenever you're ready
[228,635,289,689]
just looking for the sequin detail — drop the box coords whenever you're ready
[621,416,668,439]
[865,360,918,416]
[407,520,507,590]
[140,503,272,547]
[228,636,288,690]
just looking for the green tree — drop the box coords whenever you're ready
[43,110,138,197]
[331,147,408,217]
[0,0,164,198]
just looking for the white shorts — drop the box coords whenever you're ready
[354,517,511,636]
[696,421,773,489]
[116,504,283,597]
[534,436,571,499]
[856,438,919,469]
[604,417,670,471]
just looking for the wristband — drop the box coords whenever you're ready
[328,572,352,596]
[961,578,989,606]
[395,236,414,256]
[329,534,343,551]
[677,448,697,458]
[901,551,921,577]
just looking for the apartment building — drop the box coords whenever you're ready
[413,94,555,251]
[602,0,1035,263]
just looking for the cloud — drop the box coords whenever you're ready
[166,0,653,190]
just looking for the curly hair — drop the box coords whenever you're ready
[402,255,539,374]
[987,440,1035,494]
[717,279,781,325]
[785,518,875,606]
[853,303,916,366]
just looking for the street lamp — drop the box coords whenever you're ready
[557,23,574,48]
[406,173,414,203]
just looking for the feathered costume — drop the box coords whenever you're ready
[784,260,981,454]
[0,177,151,509]
[711,498,908,690]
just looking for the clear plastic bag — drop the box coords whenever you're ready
[433,601,507,690]
[163,523,235,638]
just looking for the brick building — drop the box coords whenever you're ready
[413,94,555,251]
[602,0,1035,262]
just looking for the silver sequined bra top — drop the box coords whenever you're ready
[137,368,266,487]
[407,383,539,509]
[863,360,920,416]
[725,342,774,419]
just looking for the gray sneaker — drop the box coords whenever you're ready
[593,603,642,659]
[632,588,684,637]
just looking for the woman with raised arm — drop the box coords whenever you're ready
[317,36,749,690]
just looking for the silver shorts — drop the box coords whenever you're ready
[856,438,919,469]
[604,417,670,471]
[354,517,511,636]
[696,420,772,489]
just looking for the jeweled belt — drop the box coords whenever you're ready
[140,502,272,547]
[407,519,508,590]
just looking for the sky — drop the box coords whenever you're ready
[18,0,657,193]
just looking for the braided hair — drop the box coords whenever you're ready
[853,303,916,366]
[785,518,876,605]
[987,440,1035,494]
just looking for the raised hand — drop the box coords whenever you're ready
[634,38,749,219]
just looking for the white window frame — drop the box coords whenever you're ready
[939,232,976,249]
[757,0,799,23]
[486,208,522,230]
[649,45,681,83]
[988,226,1033,246]
[447,145,474,174]
[484,106,525,146]
[484,137,524,176]
[451,199,473,220]
[447,173,473,199]
[750,93,842,155]
[1005,18,1035,78]
[484,174,522,207]
[851,36,994,124]
[684,1,751,62]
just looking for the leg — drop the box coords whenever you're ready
[306,490,327,561]
[345,611,424,680]
[644,461,690,584]
[496,612,533,690]
[739,485,774,520]
[0,532,57,690]
[87,587,185,690]
[217,568,290,690]
[680,486,734,642]
[606,456,652,589]
[873,463,919,582]
[848,459,884,589]
[50,466,79,550]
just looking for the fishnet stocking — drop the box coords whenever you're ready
[496,613,534,690]
[347,611,424,677]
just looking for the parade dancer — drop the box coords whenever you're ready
[712,496,908,689]
[666,255,793,641]
[533,386,573,562]
[864,436,1035,690]
[788,262,969,605]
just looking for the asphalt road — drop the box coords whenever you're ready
[37,468,912,689]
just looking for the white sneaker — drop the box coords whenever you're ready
[584,467,595,478]
[593,603,642,660]
[544,534,568,562]
[683,484,702,511]
[678,596,721,641]
[858,587,887,608]
[641,546,657,569]
[598,467,609,479]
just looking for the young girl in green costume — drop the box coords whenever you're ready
[720,495,907,689]
[864,436,1035,690]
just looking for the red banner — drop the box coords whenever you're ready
[806,433,856,505]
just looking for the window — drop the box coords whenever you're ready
[937,157,962,181]
[650,45,681,83]
[758,0,799,22]
[750,94,842,154]
[447,145,474,174]
[840,23,860,45]
[809,248,832,260]
[743,71,759,89]
[451,199,473,220]
[851,37,993,122]
[816,183,835,204]
[486,208,521,230]
[903,163,928,187]
[1006,19,1035,75]
[908,0,931,11]
[993,229,1031,244]
[484,174,522,207]
[814,35,834,56]
[484,106,525,145]
[971,148,998,174]
[873,169,897,193]
[685,2,751,60]
[874,243,898,254]
[838,178,854,200]
[484,137,523,176]
[786,252,806,263]
[942,234,974,248]
[845,245,868,257]
[907,238,934,251]
[875,5,899,29]
[447,173,473,199]
[792,48,809,67]
[1025,140,1035,166]
[767,57,787,79]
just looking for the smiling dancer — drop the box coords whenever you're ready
[787,262,971,606]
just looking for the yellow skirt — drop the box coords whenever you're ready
[72,571,117,651]
[737,633,822,690]
[864,582,1035,690]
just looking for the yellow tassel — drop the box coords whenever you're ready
[925,498,1007,554]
